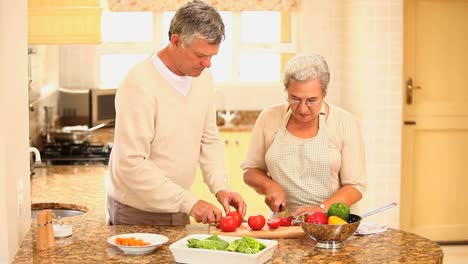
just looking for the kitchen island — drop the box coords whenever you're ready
[14,166,443,263]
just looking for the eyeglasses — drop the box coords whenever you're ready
[286,97,322,108]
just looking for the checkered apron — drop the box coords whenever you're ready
[265,110,333,213]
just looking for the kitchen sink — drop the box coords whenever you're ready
[31,203,89,220]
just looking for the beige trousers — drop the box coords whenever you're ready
[107,195,190,226]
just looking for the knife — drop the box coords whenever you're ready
[271,204,287,218]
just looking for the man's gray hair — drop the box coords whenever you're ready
[169,0,225,46]
[283,54,330,96]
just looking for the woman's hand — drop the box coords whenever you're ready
[293,205,323,217]
[243,168,286,212]
[264,181,287,212]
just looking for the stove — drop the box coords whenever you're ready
[41,142,111,165]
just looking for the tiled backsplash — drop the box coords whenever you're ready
[340,0,403,227]
[29,91,59,148]
[28,46,60,148]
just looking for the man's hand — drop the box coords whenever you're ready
[264,181,287,213]
[215,190,246,217]
[189,200,223,224]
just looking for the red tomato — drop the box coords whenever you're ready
[305,211,328,224]
[278,217,292,226]
[248,215,266,230]
[227,211,243,227]
[267,218,281,229]
[219,216,238,232]
[277,217,287,226]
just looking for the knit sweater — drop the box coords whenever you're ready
[107,57,227,214]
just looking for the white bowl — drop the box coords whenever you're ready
[53,224,72,238]
[169,234,278,264]
[107,233,169,255]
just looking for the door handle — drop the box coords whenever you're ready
[406,78,422,105]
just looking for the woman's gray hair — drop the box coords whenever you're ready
[283,54,330,96]
[169,0,225,46]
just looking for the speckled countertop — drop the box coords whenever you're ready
[14,166,443,263]
[218,124,254,132]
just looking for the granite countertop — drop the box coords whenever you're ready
[84,110,258,146]
[218,124,254,132]
[88,123,254,146]
[14,166,444,263]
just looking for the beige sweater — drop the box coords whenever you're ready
[107,57,227,214]
[241,103,367,196]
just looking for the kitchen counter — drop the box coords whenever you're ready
[14,166,443,263]
[87,125,254,146]
[218,124,254,132]
[89,110,259,144]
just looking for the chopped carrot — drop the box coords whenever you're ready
[115,236,150,246]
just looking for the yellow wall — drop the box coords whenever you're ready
[191,131,270,219]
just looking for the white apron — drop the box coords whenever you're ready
[265,108,334,213]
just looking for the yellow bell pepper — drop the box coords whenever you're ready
[328,216,348,225]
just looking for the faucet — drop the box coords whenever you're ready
[29,147,41,165]
[218,110,237,127]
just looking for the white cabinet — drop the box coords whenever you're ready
[28,0,102,44]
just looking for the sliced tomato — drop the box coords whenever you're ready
[267,218,282,229]
[275,216,292,226]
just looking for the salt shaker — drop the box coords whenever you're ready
[44,209,55,248]
[35,211,49,250]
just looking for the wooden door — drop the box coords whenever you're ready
[401,0,468,242]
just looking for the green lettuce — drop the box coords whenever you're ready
[187,235,229,250]
[186,235,266,254]
[226,237,266,254]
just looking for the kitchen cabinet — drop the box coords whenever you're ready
[191,131,270,217]
[28,0,102,44]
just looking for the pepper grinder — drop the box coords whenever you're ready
[35,211,49,250]
[44,209,55,248]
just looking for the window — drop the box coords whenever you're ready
[241,12,280,43]
[101,11,153,43]
[99,10,295,88]
[100,53,149,88]
[239,53,280,82]
[160,11,295,83]
[98,11,155,88]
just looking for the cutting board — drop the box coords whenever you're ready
[209,223,306,239]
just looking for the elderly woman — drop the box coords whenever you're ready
[242,54,367,217]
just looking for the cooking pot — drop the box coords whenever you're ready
[50,123,106,144]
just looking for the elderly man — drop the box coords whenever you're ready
[107,0,246,226]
